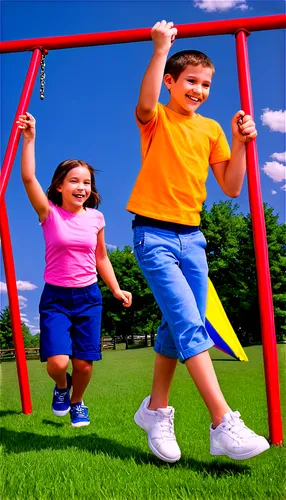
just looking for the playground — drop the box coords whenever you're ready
[1,2,285,498]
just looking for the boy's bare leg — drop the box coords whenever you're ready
[148,353,177,410]
[135,352,181,462]
[185,350,230,427]
[135,348,269,462]
[70,358,93,404]
[147,351,229,425]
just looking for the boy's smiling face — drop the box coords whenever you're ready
[164,64,213,116]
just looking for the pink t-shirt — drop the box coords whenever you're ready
[42,201,105,287]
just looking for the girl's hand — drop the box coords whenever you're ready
[151,20,177,54]
[17,112,36,140]
[232,110,257,143]
[113,289,132,308]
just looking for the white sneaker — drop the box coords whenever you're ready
[210,411,270,460]
[134,396,181,463]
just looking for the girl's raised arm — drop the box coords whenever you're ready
[18,112,50,223]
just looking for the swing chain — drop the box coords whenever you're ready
[40,53,46,100]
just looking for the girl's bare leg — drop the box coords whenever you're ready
[47,355,69,388]
[70,358,93,404]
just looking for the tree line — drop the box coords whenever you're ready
[1,201,285,350]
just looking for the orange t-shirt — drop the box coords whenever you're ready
[126,103,231,226]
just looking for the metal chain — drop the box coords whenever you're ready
[40,53,46,100]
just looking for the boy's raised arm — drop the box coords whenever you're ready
[137,21,177,124]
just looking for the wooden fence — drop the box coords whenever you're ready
[0,335,155,361]
[0,347,40,361]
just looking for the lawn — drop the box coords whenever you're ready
[1,345,285,500]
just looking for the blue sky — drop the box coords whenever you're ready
[1,0,285,334]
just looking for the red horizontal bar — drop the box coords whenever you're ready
[0,14,285,54]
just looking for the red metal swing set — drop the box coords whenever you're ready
[0,14,285,445]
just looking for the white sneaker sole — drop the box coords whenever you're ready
[52,406,70,417]
[210,440,270,460]
[134,410,181,463]
[71,421,90,427]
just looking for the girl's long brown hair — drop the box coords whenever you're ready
[46,159,101,209]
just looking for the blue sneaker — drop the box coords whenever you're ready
[70,401,90,427]
[52,372,72,417]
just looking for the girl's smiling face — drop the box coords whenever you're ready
[56,166,92,213]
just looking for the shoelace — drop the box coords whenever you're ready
[55,390,68,402]
[225,411,255,443]
[157,410,175,439]
[72,404,88,417]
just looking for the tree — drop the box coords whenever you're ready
[0,307,14,350]
[201,201,285,344]
[0,306,40,349]
[244,204,286,341]
[98,246,160,346]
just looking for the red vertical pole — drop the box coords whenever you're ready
[0,203,32,414]
[0,48,42,414]
[235,30,283,445]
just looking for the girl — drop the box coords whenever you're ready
[18,112,132,427]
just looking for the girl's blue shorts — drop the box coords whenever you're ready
[39,282,102,362]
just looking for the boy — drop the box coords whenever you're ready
[126,20,269,462]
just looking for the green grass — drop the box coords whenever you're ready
[1,345,285,500]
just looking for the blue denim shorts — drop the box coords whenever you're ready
[133,221,214,363]
[39,282,102,362]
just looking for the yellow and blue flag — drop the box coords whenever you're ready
[206,279,248,361]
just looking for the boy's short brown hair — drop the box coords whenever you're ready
[164,50,215,81]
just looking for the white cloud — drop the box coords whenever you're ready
[262,162,286,183]
[194,0,248,12]
[34,316,40,321]
[281,184,286,191]
[21,317,34,328]
[271,190,277,195]
[0,280,37,292]
[30,328,40,335]
[18,295,28,309]
[260,109,286,133]
[21,312,39,333]
[106,244,117,250]
[271,152,286,163]
[16,281,37,291]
